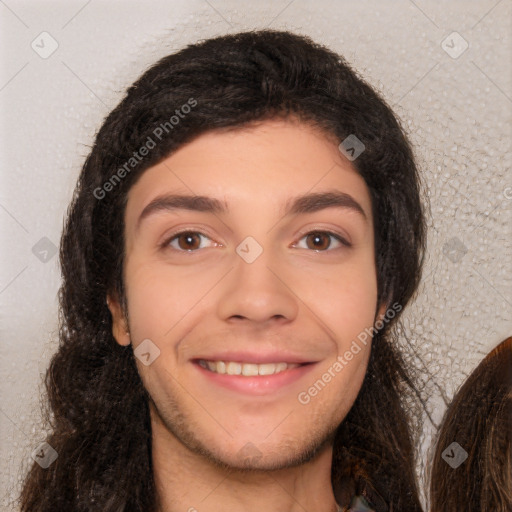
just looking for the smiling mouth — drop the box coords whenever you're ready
[196,359,311,376]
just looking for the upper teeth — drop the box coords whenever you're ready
[198,360,300,376]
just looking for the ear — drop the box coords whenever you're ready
[106,292,131,346]
[375,301,389,325]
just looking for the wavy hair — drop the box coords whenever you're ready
[428,336,512,511]
[19,29,427,511]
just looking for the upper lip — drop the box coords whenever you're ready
[193,351,316,365]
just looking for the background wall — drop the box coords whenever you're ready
[1,0,511,510]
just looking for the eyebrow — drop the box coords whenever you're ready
[136,190,367,231]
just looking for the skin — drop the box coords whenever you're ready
[108,118,386,512]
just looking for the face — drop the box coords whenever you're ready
[108,118,385,471]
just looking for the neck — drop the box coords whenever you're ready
[151,408,340,512]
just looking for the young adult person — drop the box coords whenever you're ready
[20,29,427,512]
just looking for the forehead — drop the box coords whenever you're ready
[125,118,373,228]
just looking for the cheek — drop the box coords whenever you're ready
[293,260,378,346]
[124,257,224,340]
[124,260,189,338]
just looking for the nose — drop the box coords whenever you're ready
[215,244,299,326]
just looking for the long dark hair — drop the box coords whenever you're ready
[428,336,512,511]
[19,29,427,511]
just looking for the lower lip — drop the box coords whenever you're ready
[193,361,317,396]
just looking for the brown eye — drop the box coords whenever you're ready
[305,232,331,251]
[177,232,201,250]
[296,231,350,251]
[165,231,213,252]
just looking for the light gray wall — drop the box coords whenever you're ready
[1,1,511,510]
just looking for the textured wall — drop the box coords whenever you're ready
[1,1,511,510]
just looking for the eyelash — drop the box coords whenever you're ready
[161,229,352,253]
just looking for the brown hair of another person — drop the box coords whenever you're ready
[428,336,512,512]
